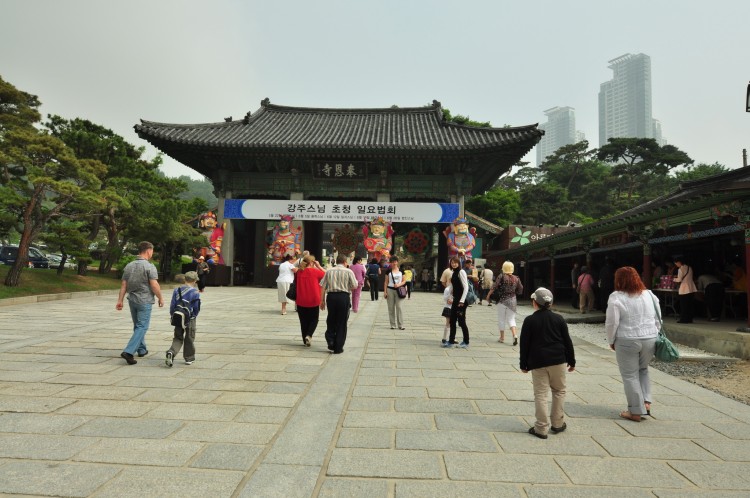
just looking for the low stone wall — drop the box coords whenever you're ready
[667,327,750,360]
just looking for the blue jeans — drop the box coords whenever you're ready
[124,301,152,355]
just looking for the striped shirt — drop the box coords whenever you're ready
[320,265,358,293]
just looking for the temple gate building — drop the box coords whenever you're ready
[135,99,542,285]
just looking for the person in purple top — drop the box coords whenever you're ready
[350,256,367,312]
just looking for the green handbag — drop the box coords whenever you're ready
[651,292,680,362]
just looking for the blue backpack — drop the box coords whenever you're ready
[465,282,477,305]
[171,287,192,329]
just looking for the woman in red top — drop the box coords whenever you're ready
[295,254,326,347]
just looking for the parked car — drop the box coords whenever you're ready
[0,245,50,269]
[47,253,77,270]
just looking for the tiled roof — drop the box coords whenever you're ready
[499,166,750,256]
[135,99,542,153]
[465,210,503,235]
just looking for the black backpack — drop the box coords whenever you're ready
[171,287,191,329]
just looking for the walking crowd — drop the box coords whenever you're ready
[113,243,700,441]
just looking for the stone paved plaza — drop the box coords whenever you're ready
[1,287,750,497]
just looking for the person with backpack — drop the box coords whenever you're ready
[166,271,201,367]
[487,261,524,346]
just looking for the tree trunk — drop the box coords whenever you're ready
[4,264,22,287]
[99,211,122,274]
[160,242,174,281]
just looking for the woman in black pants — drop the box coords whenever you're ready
[367,258,381,301]
[442,256,470,349]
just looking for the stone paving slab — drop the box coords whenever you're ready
[0,394,75,413]
[524,486,655,498]
[344,411,433,429]
[397,481,528,497]
[328,448,443,478]
[445,453,568,483]
[594,435,719,460]
[0,380,73,396]
[58,384,146,400]
[0,433,97,460]
[318,479,389,498]
[239,463,321,498]
[73,437,204,466]
[336,428,392,449]
[70,416,183,438]
[0,412,89,434]
[2,287,750,497]
[0,461,121,497]
[190,442,264,470]
[172,420,279,444]
[495,432,607,456]
[555,456,687,487]
[396,429,498,452]
[96,466,245,498]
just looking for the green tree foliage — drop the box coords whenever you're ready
[45,116,169,273]
[597,138,693,206]
[175,174,217,208]
[517,182,569,225]
[673,162,728,183]
[0,75,42,239]
[538,141,614,219]
[0,78,103,286]
[40,218,91,276]
[465,187,520,227]
[441,108,491,128]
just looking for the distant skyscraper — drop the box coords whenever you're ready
[599,53,661,146]
[652,118,666,145]
[536,106,584,165]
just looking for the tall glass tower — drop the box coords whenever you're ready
[537,106,578,165]
[598,53,654,146]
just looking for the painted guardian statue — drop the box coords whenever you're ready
[362,216,393,263]
[443,216,476,264]
[268,215,302,265]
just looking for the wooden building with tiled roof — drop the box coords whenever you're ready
[496,166,750,332]
[135,99,542,285]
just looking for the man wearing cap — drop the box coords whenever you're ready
[520,287,576,439]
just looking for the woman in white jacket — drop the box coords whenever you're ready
[605,266,660,422]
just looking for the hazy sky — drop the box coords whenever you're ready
[2,1,748,179]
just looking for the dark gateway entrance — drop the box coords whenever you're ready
[135,99,542,285]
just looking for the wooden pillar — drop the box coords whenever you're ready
[549,251,556,295]
[217,192,235,283]
[643,243,652,289]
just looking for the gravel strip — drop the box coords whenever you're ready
[567,321,747,405]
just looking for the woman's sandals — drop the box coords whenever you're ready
[619,410,643,422]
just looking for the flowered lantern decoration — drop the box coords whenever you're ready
[332,224,361,257]
[403,227,430,255]
[443,216,476,265]
[362,216,393,262]
[267,214,302,265]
